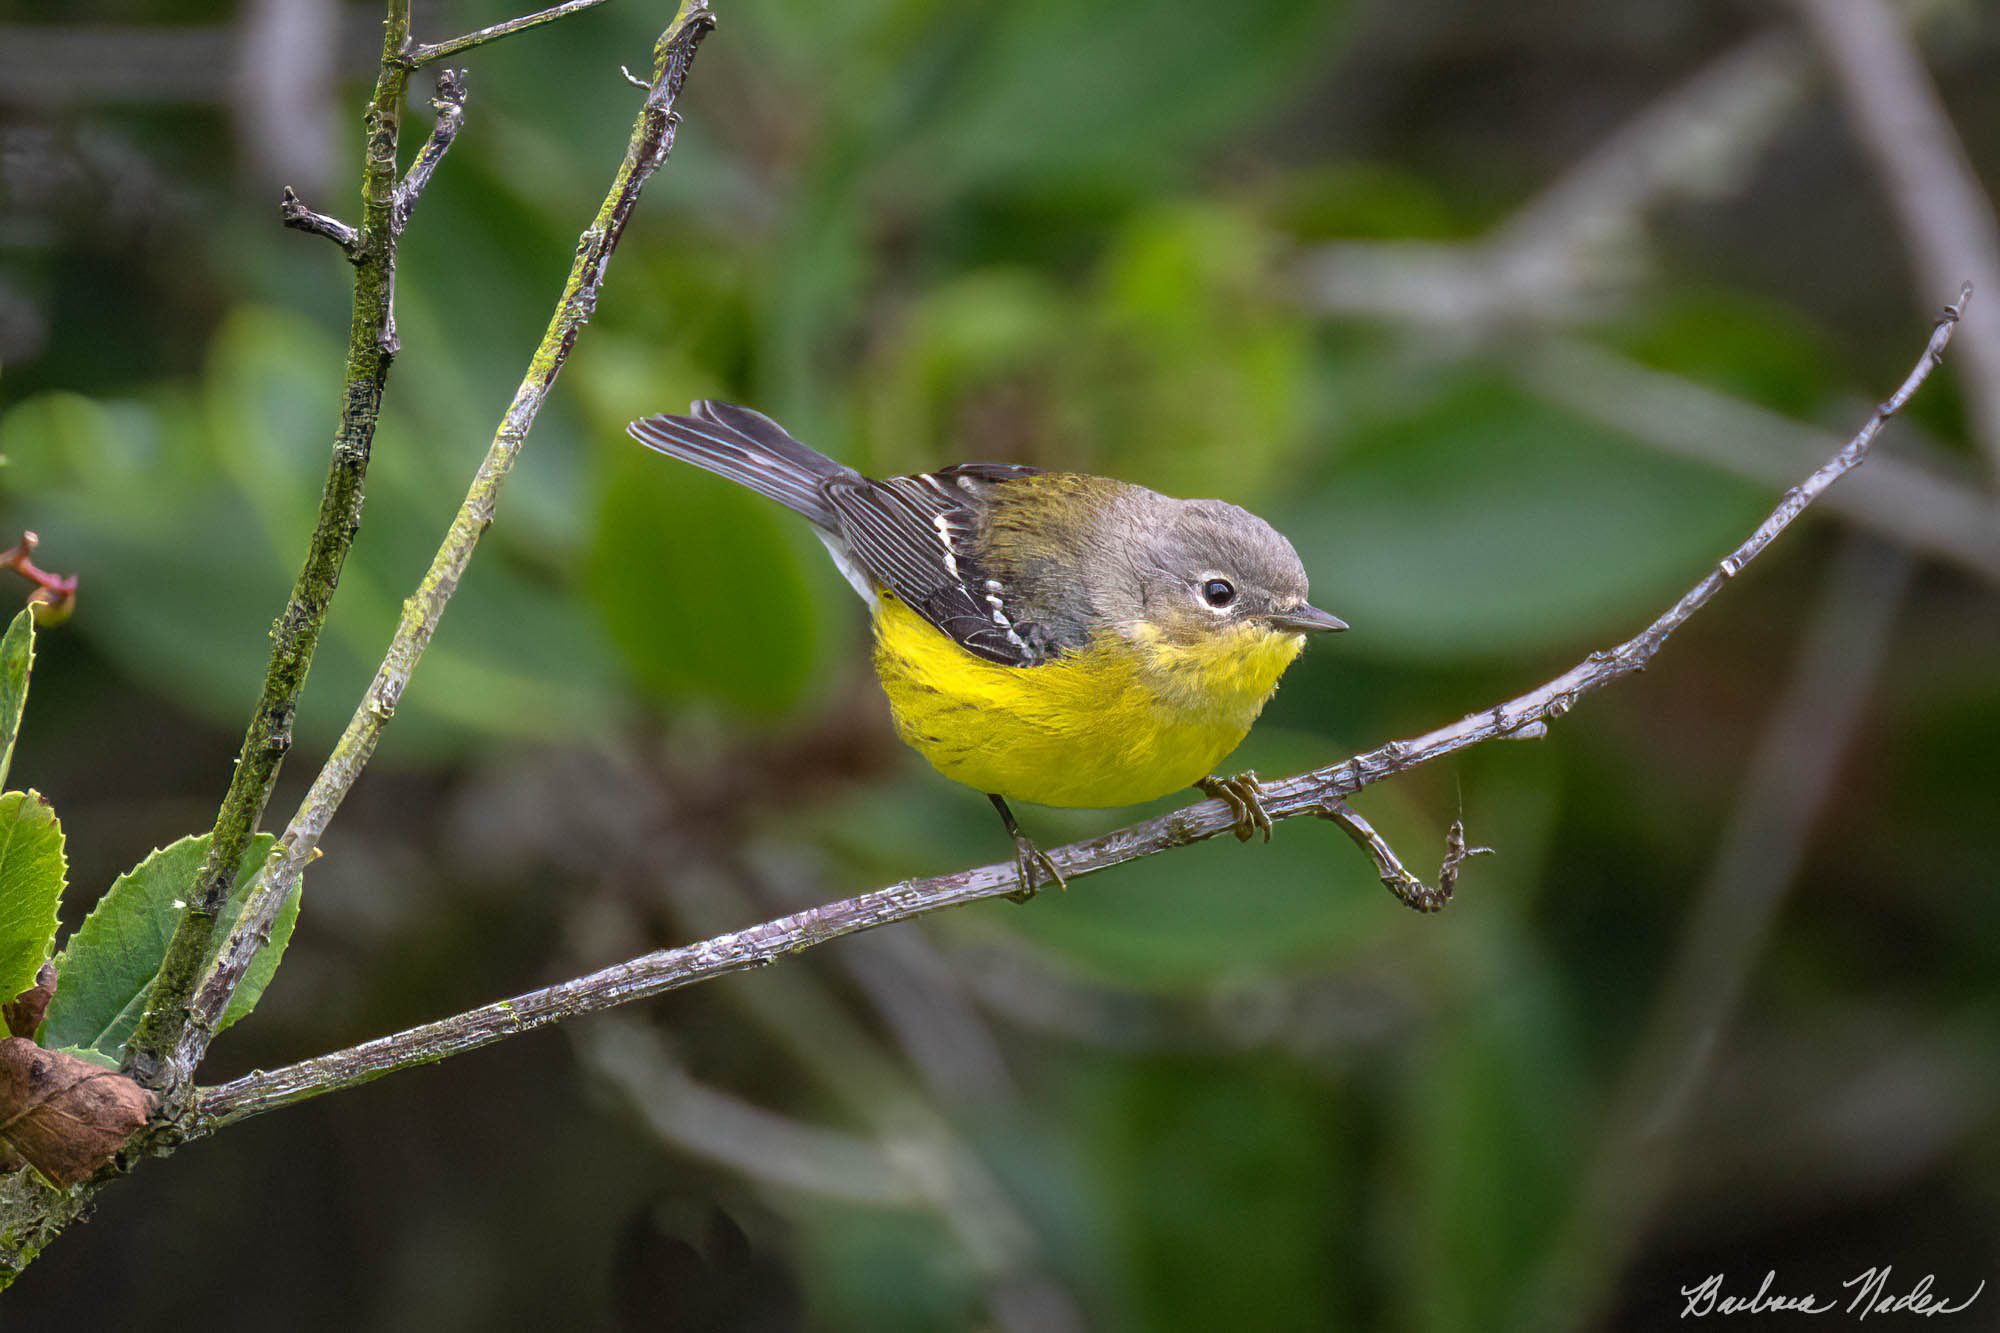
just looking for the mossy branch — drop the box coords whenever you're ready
[121,0,424,1097]
[0,0,713,1290]
[174,0,716,1088]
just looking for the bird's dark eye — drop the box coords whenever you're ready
[1202,578,1236,608]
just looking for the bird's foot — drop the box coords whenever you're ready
[1198,771,1273,843]
[1007,834,1067,904]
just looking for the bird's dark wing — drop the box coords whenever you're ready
[823,463,1045,666]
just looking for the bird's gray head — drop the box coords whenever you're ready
[1108,496,1347,648]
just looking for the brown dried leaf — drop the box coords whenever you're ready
[0,1037,152,1186]
[4,961,57,1039]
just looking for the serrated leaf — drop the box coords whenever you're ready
[0,608,33,791]
[0,791,65,1004]
[41,832,295,1059]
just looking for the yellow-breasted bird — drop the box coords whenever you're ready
[628,402,1347,898]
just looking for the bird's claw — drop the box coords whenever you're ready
[1198,771,1273,843]
[1007,835,1067,904]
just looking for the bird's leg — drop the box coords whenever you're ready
[988,794,1066,903]
[1197,771,1273,843]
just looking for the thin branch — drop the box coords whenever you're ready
[403,0,615,69]
[121,0,418,1099]
[1320,804,1490,914]
[171,0,716,1093]
[378,67,470,356]
[278,186,360,258]
[190,283,1969,1133]
[1789,0,2000,476]
[391,68,468,237]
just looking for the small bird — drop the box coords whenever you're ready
[628,402,1347,898]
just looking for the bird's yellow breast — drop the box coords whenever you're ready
[871,594,1304,809]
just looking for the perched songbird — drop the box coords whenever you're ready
[628,402,1347,898]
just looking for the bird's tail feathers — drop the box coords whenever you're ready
[627,401,850,528]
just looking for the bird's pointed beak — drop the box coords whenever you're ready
[1268,604,1349,634]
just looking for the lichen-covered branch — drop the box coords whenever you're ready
[191,283,1968,1132]
[176,0,716,1087]
[120,0,430,1098]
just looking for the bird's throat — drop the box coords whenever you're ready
[1123,622,1306,722]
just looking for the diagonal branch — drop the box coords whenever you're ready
[189,284,1969,1133]
[121,0,421,1098]
[403,0,617,69]
[166,0,717,1100]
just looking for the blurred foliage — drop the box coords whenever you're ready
[3,0,1999,1329]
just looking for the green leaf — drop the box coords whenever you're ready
[41,832,293,1059]
[0,608,33,791]
[0,791,66,1003]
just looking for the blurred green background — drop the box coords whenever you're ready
[4,0,1999,1328]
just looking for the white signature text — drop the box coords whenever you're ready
[1681,1268,1985,1320]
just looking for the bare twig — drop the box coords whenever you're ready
[1536,533,1916,1331]
[1320,804,1490,914]
[392,69,468,236]
[1790,0,2000,476]
[190,285,1969,1132]
[403,0,616,69]
[122,0,419,1098]
[277,185,360,258]
[377,67,470,355]
[173,0,716,1091]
